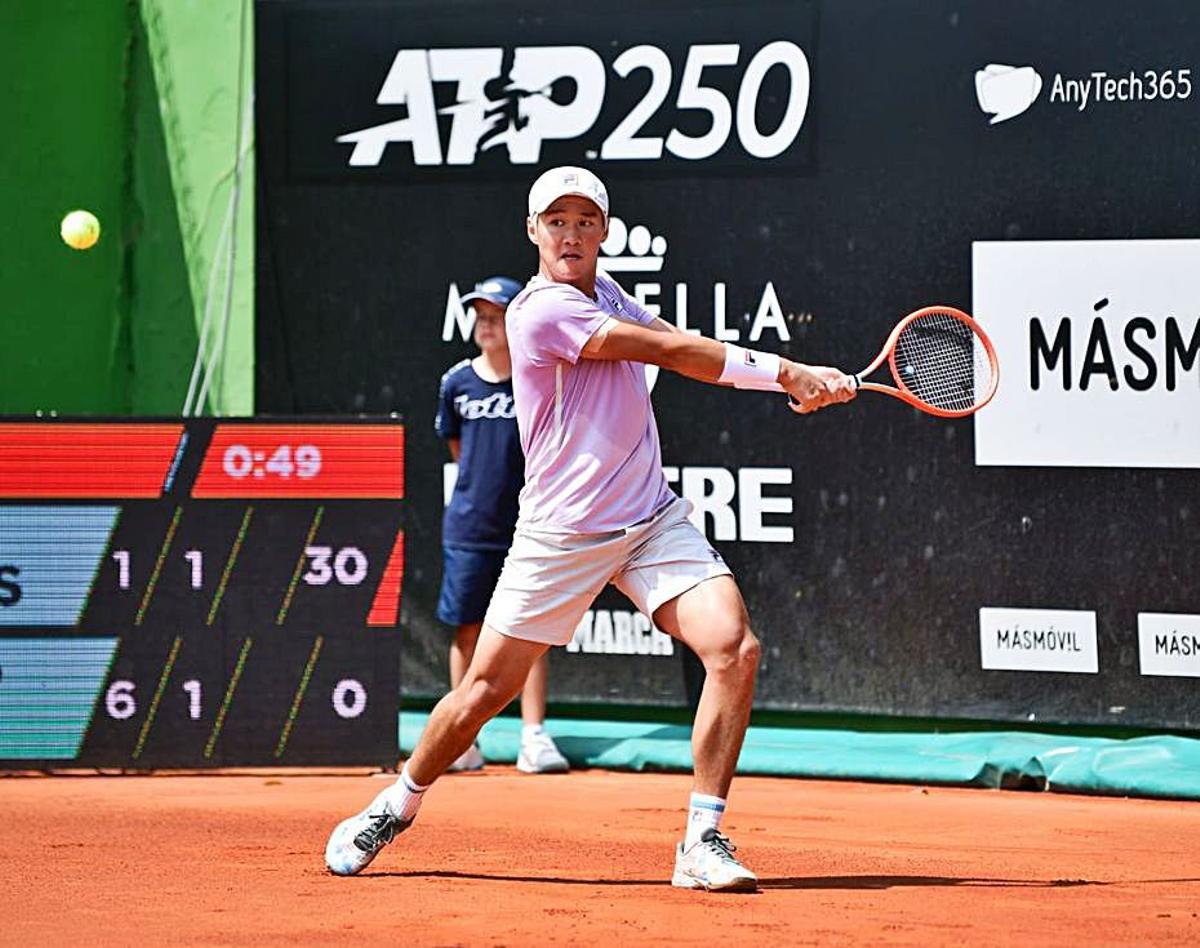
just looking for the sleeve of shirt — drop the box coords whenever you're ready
[601,273,657,326]
[434,367,461,440]
[515,284,610,367]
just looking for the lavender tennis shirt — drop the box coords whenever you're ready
[506,272,676,533]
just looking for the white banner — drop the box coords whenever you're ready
[1138,612,1200,678]
[973,239,1200,468]
[979,606,1099,673]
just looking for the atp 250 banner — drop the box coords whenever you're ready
[259,0,817,180]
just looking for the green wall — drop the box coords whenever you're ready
[128,5,201,413]
[0,0,252,416]
[140,0,255,416]
[1,1,132,412]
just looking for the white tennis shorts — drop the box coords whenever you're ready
[484,496,733,647]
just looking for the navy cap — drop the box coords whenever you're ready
[460,275,523,308]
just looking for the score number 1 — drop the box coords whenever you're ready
[112,550,204,589]
[106,679,203,720]
[223,444,322,480]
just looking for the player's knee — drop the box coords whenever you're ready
[740,629,762,668]
[735,628,762,676]
[699,621,760,677]
[456,675,512,724]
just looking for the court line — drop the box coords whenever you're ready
[276,506,324,625]
[206,506,254,626]
[131,636,183,760]
[203,636,253,760]
[135,506,183,626]
[274,635,324,759]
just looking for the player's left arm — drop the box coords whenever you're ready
[580,317,728,380]
[580,318,854,412]
[638,316,737,383]
[643,316,684,335]
[614,311,847,399]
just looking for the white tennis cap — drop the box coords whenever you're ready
[527,166,609,221]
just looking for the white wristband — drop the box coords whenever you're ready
[718,344,785,391]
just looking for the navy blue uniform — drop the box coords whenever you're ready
[435,358,523,624]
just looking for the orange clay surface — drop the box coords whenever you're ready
[2,767,1198,946]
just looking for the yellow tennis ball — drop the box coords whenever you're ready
[61,209,101,251]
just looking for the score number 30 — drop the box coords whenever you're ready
[223,444,322,479]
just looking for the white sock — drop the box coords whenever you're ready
[381,762,428,822]
[521,723,546,742]
[684,792,726,849]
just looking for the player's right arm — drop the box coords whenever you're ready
[581,318,853,413]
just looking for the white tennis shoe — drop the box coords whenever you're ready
[517,729,569,774]
[671,829,758,892]
[325,790,411,876]
[448,742,485,772]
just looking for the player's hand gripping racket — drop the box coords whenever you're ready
[848,305,999,417]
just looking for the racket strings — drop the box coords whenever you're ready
[891,311,994,413]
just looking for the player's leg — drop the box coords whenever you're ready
[653,574,761,892]
[653,575,758,800]
[613,498,758,891]
[408,626,547,782]
[516,654,569,774]
[519,652,547,723]
[438,545,506,772]
[446,622,485,771]
[449,622,481,686]
[327,525,613,876]
[325,626,545,876]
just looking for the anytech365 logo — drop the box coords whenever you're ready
[338,42,811,166]
[976,61,1193,125]
[975,64,1043,124]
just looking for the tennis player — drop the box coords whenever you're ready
[327,166,856,891]
[437,275,569,775]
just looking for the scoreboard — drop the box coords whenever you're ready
[0,418,404,768]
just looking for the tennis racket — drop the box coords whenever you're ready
[848,305,999,417]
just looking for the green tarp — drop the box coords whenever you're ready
[399,711,1200,800]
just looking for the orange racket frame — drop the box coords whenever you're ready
[854,305,1000,418]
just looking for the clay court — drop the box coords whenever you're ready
[3,768,1197,946]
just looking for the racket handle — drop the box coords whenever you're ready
[789,374,861,404]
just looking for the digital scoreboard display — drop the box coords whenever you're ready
[0,419,404,768]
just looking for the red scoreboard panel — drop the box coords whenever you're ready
[0,423,185,497]
[193,424,404,498]
[0,418,404,768]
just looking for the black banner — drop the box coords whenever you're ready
[256,0,1200,730]
[266,0,816,181]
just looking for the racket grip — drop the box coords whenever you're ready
[851,374,861,389]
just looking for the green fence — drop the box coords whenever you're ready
[0,0,252,416]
